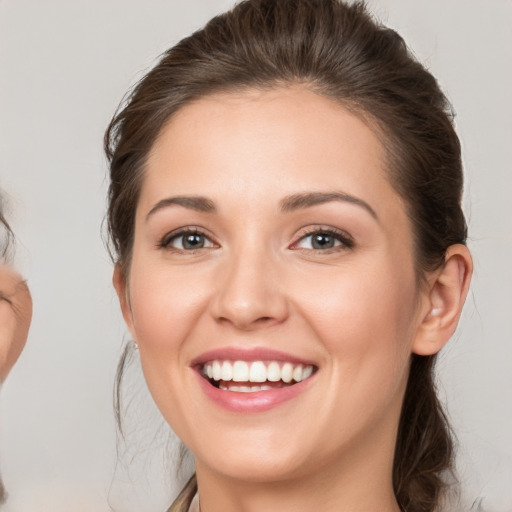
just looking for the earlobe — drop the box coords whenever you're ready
[412,244,473,356]
[113,264,137,340]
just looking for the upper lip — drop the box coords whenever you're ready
[190,347,317,368]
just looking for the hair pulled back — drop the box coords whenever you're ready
[106,1,467,510]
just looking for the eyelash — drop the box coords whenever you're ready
[291,227,354,252]
[158,227,217,253]
[158,226,354,254]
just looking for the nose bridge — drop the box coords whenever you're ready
[212,239,288,329]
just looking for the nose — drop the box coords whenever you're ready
[210,248,289,331]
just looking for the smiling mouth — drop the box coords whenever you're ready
[200,360,316,393]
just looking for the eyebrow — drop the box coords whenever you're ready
[280,192,378,219]
[146,196,216,220]
[146,191,378,221]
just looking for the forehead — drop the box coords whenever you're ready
[142,87,399,218]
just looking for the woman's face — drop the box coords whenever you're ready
[117,87,432,482]
[0,265,32,381]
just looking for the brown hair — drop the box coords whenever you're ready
[106,1,467,510]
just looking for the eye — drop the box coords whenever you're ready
[160,228,217,251]
[292,228,354,251]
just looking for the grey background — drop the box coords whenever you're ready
[0,1,511,511]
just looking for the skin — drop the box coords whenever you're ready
[114,87,472,512]
[0,265,32,382]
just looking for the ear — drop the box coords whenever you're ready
[412,244,473,356]
[113,264,137,341]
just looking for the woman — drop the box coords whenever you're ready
[106,1,472,511]
[0,201,32,504]
[0,265,31,383]
[0,205,32,384]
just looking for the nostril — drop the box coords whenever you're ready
[215,311,285,330]
[256,316,273,323]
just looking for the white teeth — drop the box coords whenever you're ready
[292,365,303,382]
[281,362,293,383]
[219,384,276,392]
[212,360,222,381]
[267,361,281,382]
[249,361,267,382]
[302,365,313,380]
[203,360,315,385]
[221,361,233,381]
[232,361,249,382]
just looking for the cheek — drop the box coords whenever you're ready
[126,260,212,428]
[0,302,17,374]
[128,260,210,353]
[295,259,418,386]
[0,285,31,381]
[296,267,418,449]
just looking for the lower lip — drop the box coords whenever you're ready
[195,372,315,413]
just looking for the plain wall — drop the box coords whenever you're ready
[0,1,511,511]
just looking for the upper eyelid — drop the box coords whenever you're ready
[289,226,355,251]
[293,226,354,242]
[157,225,353,248]
[160,226,217,247]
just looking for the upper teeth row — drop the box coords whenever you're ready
[202,360,314,383]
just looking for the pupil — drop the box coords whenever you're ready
[183,233,204,249]
[312,233,334,249]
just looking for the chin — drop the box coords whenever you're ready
[197,448,313,484]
